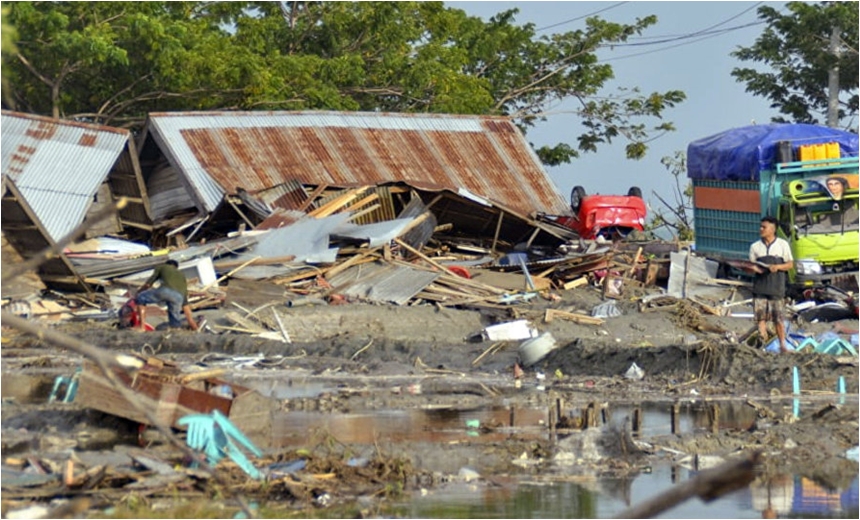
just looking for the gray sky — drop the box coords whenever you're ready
[453,1,778,221]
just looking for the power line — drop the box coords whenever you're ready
[536,2,628,32]
[606,1,763,47]
[601,20,765,49]
[600,22,761,62]
[595,2,764,61]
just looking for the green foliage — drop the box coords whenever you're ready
[731,1,859,129]
[3,1,685,160]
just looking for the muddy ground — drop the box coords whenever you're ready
[2,283,858,517]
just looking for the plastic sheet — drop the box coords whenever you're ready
[687,124,859,181]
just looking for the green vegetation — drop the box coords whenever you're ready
[731,1,859,129]
[1,1,685,161]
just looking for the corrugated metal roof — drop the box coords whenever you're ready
[1,111,131,241]
[328,261,440,305]
[144,111,569,216]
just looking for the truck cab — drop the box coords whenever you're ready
[775,162,859,286]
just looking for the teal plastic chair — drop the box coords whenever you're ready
[177,409,263,479]
[816,338,857,356]
[793,337,819,353]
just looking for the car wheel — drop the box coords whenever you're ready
[628,186,642,198]
[570,186,586,212]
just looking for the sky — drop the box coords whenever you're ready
[452,1,780,226]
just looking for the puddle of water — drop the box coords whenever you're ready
[237,377,334,400]
[393,466,859,519]
[270,396,859,448]
[272,407,550,447]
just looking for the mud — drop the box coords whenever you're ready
[1,294,858,517]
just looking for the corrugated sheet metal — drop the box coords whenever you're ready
[1,111,131,241]
[144,111,568,216]
[327,261,440,305]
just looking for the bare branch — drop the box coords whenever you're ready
[16,53,54,87]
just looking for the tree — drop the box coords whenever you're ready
[3,1,685,161]
[648,151,694,241]
[731,2,859,130]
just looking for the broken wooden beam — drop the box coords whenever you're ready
[544,308,604,326]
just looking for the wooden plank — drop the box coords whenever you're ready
[627,247,643,277]
[308,187,368,218]
[324,249,380,280]
[297,184,329,212]
[563,277,589,290]
[470,270,551,292]
[491,211,504,252]
[544,308,604,325]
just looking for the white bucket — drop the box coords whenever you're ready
[518,332,558,367]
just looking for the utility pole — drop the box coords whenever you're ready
[826,26,841,128]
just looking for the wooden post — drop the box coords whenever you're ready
[491,211,504,253]
[632,407,642,438]
[509,406,515,428]
[556,397,564,426]
[671,401,681,435]
[710,404,720,435]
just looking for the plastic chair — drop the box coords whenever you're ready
[177,409,263,479]
[48,367,81,403]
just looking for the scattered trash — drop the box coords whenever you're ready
[465,419,481,429]
[266,459,307,478]
[487,320,538,341]
[624,362,644,381]
[845,446,859,462]
[346,457,369,468]
[518,332,558,367]
[458,467,480,482]
[592,300,622,319]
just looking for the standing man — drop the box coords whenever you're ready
[135,260,198,331]
[749,216,794,353]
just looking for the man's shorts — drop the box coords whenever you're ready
[753,296,785,323]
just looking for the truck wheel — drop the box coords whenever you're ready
[628,186,642,198]
[571,186,587,212]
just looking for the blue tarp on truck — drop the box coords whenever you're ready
[687,124,859,181]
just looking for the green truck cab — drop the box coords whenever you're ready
[687,124,859,291]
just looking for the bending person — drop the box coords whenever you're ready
[136,260,198,331]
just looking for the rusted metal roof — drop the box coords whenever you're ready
[142,111,569,216]
[1,111,131,241]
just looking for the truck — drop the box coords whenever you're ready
[687,123,859,292]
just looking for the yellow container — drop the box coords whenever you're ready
[798,143,838,164]
[798,144,817,162]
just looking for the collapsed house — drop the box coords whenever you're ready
[3,110,590,293]
[135,111,576,247]
[1,111,151,291]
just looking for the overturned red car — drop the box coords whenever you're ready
[542,186,647,240]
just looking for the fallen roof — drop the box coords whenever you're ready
[1,110,149,241]
[141,111,569,217]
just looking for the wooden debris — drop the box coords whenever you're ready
[544,308,604,326]
[563,277,589,290]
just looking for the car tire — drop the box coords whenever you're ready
[628,186,642,198]
[571,186,586,212]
